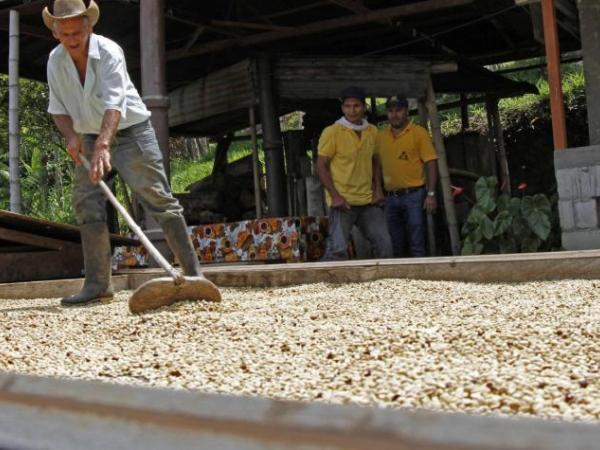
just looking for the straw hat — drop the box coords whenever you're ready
[42,0,99,30]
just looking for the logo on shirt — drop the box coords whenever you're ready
[398,151,409,161]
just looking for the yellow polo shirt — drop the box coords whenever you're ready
[318,123,378,206]
[375,122,437,191]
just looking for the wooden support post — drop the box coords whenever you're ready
[460,93,470,131]
[249,106,263,219]
[8,10,20,214]
[425,79,461,256]
[257,55,287,217]
[541,0,568,150]
[140,0,171,178]
[578,0,600,145]
[487,96,511,194]
[418,101,437,257]
[417,101,429,130]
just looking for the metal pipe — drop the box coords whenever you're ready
[140,0,171,178]
[541,0,568,150]
[248,106,263,219]
[257,55,287,217]
[8,9,21,214]
[425,79,461,256]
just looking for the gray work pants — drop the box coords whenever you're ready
[73,120,183,226]
[322,204,393,261]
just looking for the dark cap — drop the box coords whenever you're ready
[340,86,366,103]
[385,95,409,109]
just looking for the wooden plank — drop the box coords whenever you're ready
[5,250,600,299]
[0,227,72,251]
[168,60,255,127]
[0,247,84,284]
[0,210,139,246]
[117,249,600,290]
[166,0,475,61]
[0,372,599,450]
[0,275,129,300]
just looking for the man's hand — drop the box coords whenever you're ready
[89,138,112,184]
[66,135,83,166]
[331,193,351,210]
[424,195,437,214]
[373,188,385,206]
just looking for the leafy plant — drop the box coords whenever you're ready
[461,176,557,255]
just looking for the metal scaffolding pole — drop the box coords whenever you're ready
[9,9,21,214]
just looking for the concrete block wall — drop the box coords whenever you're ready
[555,145,600,250]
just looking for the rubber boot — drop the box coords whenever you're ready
[61,222,114,306]
[161,216,202,276]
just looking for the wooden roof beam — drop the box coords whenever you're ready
[251,2,329,21]
[327,0,369,15]
[166,0,475,61]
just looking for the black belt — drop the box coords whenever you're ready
[386,186,425,196]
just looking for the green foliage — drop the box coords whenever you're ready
[441,62,586,136]
[171,141,259,193]
[0,75,74,222]
[461,176,558,255]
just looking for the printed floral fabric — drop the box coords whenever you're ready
[112,216,329,269]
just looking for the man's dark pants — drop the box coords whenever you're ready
[384,188,426,257]
[322,204,392,260]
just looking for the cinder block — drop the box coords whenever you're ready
[554,144,600,170]
[562,229,600,251]
[556,168,575,199]
[577,167,596,199]
[591,165,600,197]
[558,200,575,231]
[574,200,598,229]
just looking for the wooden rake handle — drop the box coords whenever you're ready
[78,153,184,284]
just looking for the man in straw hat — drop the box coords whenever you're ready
[44,0,203,305]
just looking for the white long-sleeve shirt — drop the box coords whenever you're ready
[47,33,150,134]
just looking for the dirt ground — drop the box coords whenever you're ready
[1,278,599,422]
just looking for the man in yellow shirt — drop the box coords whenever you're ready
[375,95,438,257]
[317,86,392,260]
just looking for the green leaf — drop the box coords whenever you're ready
[462,237,484,256]
[520,194,552,240]
[461,221,476,237]
[512,217,529,236]
[480,215,495,240]
[466,205,487,224]
[499,237,517,254]
[493,210,513,236]
[526,209,551,240]
[521,235,541,253]
[474,176,498,214]
[521,196,535,217]
[532,194,551,215]
[497,194,511,212]
[508,197,522,217]
[471,224,483,243]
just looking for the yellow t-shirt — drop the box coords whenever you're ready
[375,122,437,191]
[318,123,378,206]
